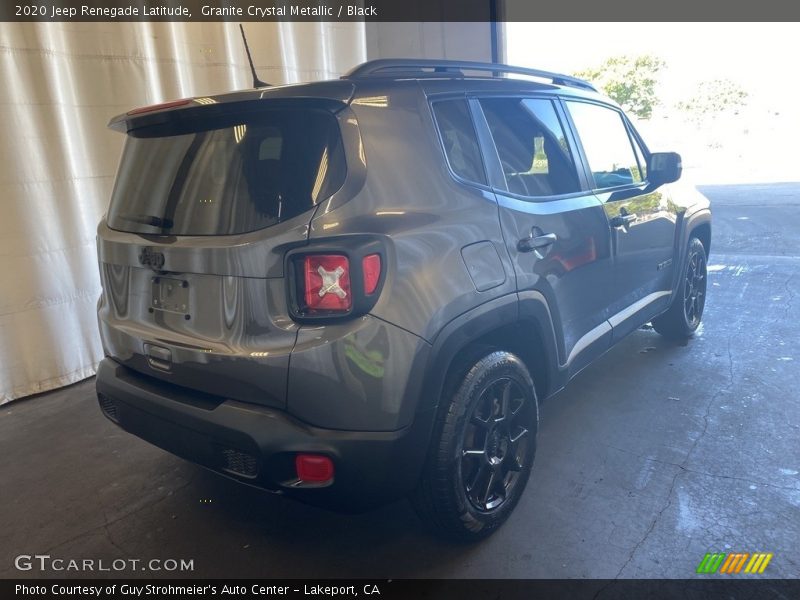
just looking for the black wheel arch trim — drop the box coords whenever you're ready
[671,208,712,298]
[416,291,562,417]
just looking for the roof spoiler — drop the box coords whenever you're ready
[107,83,356,134]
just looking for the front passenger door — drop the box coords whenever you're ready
[564,100,678,341]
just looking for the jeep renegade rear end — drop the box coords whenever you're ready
[96,60,710,540]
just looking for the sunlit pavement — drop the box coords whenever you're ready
[1,183,798,579]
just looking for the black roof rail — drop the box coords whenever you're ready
[342,59,597,92]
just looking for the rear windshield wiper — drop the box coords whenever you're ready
[115,214,174,229]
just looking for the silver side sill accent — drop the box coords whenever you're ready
[608,291,671,329]
[566,290,672,366]
[566,321,611,366]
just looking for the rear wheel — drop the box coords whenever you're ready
[412,351,539,541]
[653,237,707,340]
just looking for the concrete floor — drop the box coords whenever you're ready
[1,183,798,579]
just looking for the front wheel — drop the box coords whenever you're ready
[652,236,708,340]
[412,351,539,541]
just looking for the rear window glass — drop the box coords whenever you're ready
[107,109,345,236]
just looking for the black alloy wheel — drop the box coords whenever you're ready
[412,351,539,541]
[652,236,708,340]
[460,377,533,512]
[683,244,707,328]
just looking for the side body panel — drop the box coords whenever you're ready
[291,80,517,428]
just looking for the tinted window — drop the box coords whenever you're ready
[107,109,345,235]
[432,100,486,185]
[480,98,580,197]
[566,101,642,189]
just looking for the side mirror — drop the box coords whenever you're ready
[648,152,682,186]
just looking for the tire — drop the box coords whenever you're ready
[412,351,539,541]
[652,237,708,340]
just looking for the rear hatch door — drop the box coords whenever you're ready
[97,91,351,408]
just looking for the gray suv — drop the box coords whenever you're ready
[96,59,711,540]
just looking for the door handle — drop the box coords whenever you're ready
[610,214,636,229]
[518,232,557,253]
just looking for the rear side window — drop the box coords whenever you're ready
[479,98,580,198]
[432,100,486,185]
[107,109,345,236]
[565,101,643,189]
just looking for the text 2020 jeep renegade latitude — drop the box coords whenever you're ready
[96,59,711,540]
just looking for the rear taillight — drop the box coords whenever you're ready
[303,254,352,312]
[362,254,381,295]
[290,244,384,321]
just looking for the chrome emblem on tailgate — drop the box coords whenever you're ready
[138,247,165,270]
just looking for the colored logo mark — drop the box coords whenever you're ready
[696,552,773,574]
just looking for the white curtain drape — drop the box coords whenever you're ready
[0,22,366,403]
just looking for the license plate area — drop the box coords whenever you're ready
[151,277,190,315]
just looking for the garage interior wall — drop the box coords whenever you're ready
[365,22,495,62]
[0,22,366,404]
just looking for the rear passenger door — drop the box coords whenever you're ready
[471,96,615,373]
[563,100,678,341]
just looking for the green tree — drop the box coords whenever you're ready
[676,79,748,123]
[574,55,665,119]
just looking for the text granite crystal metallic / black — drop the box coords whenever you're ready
[95,59,711,540]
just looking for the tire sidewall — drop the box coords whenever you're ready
[682,237,708,333]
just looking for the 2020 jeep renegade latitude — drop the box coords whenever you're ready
[96,59,711,540]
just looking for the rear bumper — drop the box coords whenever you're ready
[96,358,434,510]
